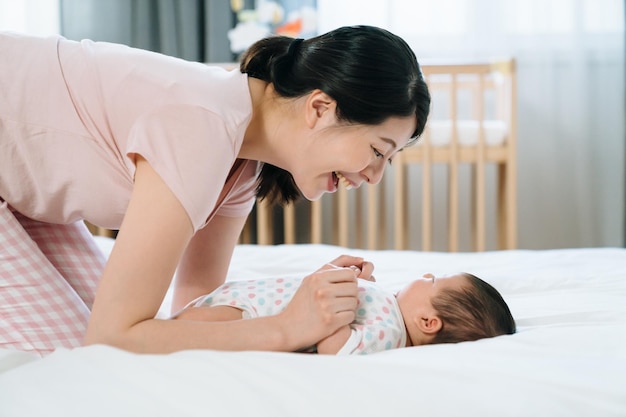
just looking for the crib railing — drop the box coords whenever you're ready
[87,59,517,252]
[242,58,517,251]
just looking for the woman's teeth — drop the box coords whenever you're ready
[335,172,353,190]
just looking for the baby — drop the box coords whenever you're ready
[173,260,516,355]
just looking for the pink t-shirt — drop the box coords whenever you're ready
[0,32,258,232]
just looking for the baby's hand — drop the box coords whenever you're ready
[318,255,376,282]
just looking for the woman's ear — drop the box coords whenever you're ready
[414,315,442,335]
[304,89,336,129]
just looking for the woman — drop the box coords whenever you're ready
[0,26,430,355]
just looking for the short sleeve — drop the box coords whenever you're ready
[214,160,260,218]
[126,104,240,232]
[337,322,407,355]
[336,280,407,355]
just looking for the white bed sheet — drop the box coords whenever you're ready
[1,242,625,417]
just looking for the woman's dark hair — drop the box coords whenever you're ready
[240,25,431,205]
[429,273,516,345]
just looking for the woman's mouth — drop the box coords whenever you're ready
[333,171,353,190]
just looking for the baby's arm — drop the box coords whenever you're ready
[317,325,352,354]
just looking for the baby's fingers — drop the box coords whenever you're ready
[357,261,375,281]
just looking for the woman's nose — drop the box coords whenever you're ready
[361,160,386,185]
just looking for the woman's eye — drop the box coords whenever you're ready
[372,146,394,166]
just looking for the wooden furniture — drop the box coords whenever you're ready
[85,222,117,238]
[243,59,517,251]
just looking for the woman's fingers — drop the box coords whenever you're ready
[309,270,359,315]
[327,254,364,268]
[281,267,359,348]
[358,261,375,281]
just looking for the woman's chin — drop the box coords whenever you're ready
[300,188,325,202]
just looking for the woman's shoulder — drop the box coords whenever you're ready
[61,38,252,124]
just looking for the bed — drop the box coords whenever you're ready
[0,240,625,416]
[2,60,625,416]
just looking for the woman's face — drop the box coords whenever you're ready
[292,114,417,201]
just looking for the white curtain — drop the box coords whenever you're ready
[319,0,625,249]
[0,0,59,35]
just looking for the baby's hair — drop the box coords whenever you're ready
[429,273,516,344]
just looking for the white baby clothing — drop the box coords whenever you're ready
[188,277,407,355]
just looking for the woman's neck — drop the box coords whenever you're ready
[240,78,310,175]
[239,78,280,164]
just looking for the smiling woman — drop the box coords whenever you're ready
[0,25,430,356]
[239,26,430,205]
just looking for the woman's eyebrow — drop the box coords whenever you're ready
[380,137,398,150]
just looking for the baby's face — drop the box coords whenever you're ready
[395,273,468,316]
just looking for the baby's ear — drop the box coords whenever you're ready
[414,315,443,335]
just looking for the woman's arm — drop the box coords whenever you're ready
[173,213,247,313]
[84,156,359,353]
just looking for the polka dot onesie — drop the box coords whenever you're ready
[186,277,407,355]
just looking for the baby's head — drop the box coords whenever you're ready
[396,272,516,346]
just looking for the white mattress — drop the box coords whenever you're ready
[427,119,508,146]
[1,241,625,417]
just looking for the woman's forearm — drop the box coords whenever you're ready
[84,314,296,353]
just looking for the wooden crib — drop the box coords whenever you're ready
[88,58,517,252]
[241,58,517,251]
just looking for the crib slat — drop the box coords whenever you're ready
[256,199,272,245]
[311,199,322,244]
[503,60,518,249]
[284,203,296,244]
[354,189,362,248]
[422,130,433,251]
[475,72,487,251]
[368,185,379,250]
[448,74,460,252]
[394,157,406,250]
[337,186,349,246]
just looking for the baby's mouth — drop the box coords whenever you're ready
[334,171,353,190]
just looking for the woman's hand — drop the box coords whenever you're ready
[315,255,376,282]
[279,264,360,350]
